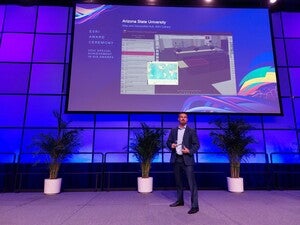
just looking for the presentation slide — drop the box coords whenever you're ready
[68,4,281,114]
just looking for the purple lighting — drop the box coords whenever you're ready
[0,4,299,166]
[0,33,34,62]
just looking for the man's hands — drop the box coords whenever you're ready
[181,146,190,154]
[171,143,177,149]
[171,143,190,154]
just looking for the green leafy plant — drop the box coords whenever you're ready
[210,119,255,178]
[32,111,81,179]
[129,122,166,178]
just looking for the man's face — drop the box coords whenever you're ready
[178,113,188,126]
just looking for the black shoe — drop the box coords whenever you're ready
[169,201,184,207]
[188,207,199,214]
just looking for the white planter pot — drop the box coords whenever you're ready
[137,177,153,193]
[227,177,244,193]
[44,178,62,195]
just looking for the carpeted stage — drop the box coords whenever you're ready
[0,190,299,225]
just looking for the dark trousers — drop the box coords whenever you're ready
[173,156,199,208]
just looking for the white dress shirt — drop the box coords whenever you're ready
[176,125,186,155]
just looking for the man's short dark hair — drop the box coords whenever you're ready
[178,112,188,117]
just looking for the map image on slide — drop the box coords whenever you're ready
[147,61,178,85]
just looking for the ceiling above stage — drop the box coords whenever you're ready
[2,0,300,11]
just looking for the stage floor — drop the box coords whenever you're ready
[0,190,299,225]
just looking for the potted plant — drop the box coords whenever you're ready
[129,122,165,193]
[210,118,255,193]
[32,111,81,194]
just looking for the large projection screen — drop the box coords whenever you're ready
[68,4,281,114]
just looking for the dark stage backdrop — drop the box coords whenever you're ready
[0,5,299,165]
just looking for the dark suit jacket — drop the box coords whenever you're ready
[167,126,200,165]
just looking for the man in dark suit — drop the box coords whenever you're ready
[167,112,200,214]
